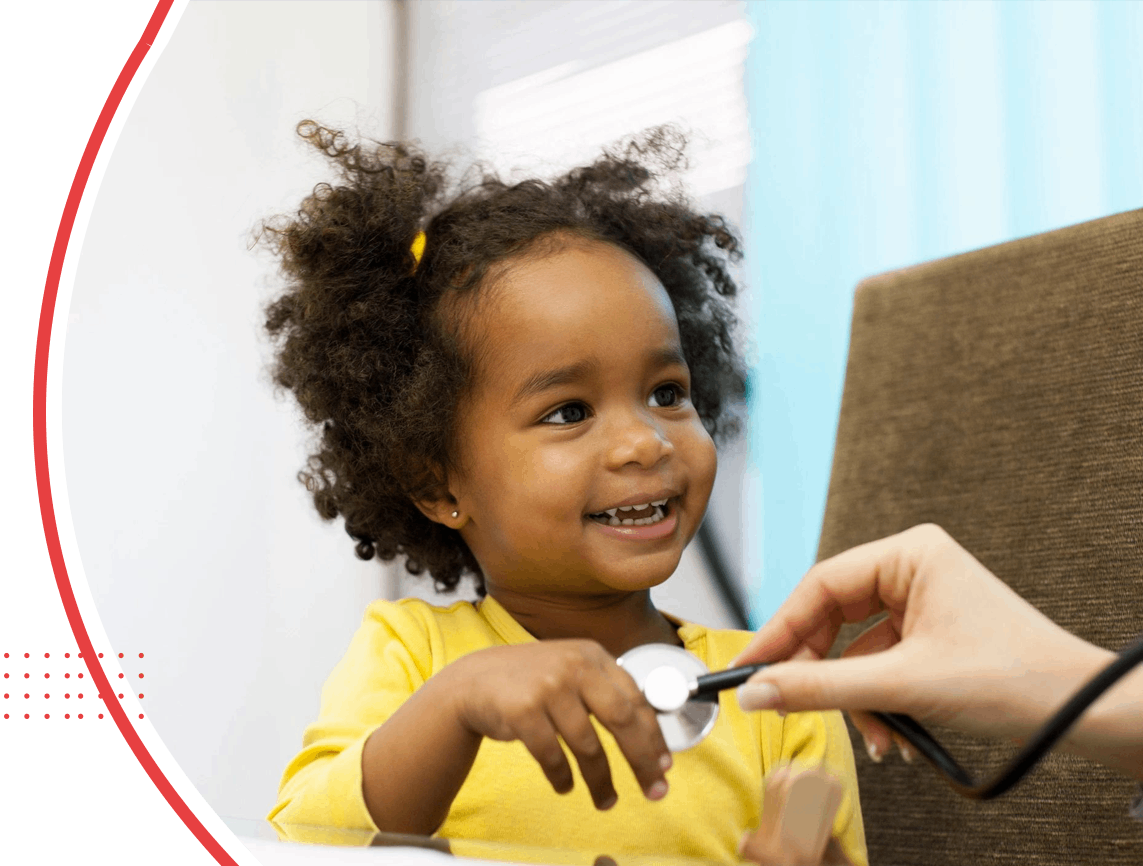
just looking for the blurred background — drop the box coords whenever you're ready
[61,0,1143,825]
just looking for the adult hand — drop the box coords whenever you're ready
[732,524,1114,762]
[447,640,671,809]
[738,766,854,865]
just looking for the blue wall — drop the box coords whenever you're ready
[744,0,1143,623]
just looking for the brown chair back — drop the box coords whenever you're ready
[817,209,1143,864]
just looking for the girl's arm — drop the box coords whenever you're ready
[360,639,673,835]
[360,666,482,835]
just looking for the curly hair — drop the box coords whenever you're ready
[259,122,746,594]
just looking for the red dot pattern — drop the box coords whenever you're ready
[0,652,146,718]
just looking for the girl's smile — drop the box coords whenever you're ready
[420,235,718,628]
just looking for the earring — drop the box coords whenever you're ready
[451,510,459,519]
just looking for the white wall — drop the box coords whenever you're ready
[62,0,399,821]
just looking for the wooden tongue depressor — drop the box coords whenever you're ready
[778,770,843,862]
[740,767,844,864]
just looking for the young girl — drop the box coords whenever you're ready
[262,122,867,865]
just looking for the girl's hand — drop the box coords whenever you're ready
[738,767,854,866]
[444,640,672,809]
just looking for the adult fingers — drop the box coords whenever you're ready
[847,709,894,764]
[737,645,912,715]
[838,618,910,761]
[734,526,943,667]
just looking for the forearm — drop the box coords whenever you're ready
[361,668,482,834]
[1058,648,1143,782]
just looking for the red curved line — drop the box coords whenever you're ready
[33,3,240,864]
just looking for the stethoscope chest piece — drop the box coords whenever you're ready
[617,643,718,752]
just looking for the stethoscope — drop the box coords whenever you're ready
[618,633,1143,801]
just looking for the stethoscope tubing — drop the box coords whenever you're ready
[694,634,1143,800]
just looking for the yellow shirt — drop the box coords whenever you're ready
[270,596,867,865]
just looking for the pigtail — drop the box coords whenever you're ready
[260,122,482,591]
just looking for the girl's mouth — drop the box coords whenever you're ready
[587,499,671,527]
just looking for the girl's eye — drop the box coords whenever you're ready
[649,384,685,408]
[541,402,590,425]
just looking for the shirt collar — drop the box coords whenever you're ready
[477,594,708,655]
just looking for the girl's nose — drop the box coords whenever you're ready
[606,412,675,469]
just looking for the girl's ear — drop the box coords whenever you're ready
[413,494,467,529]
[412,466,468,529]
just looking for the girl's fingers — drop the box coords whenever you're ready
[513,714,575,796]
[546,695,617,810]
[586,664,671,800]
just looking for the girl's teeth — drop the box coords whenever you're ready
[615,498,670,514]
[604,503,667,527]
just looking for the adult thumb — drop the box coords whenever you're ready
[736,649,906,715]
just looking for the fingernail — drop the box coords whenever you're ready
[646,780,668,800]
[865,739,883,763]
[599,794,618,810]
[659,753,673,771]
[737,682,780,710]
[899,743,916,764]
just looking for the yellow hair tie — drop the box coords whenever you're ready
[410,230,426,270]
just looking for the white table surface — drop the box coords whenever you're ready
[227,818,516,866]
[226,817,726,866]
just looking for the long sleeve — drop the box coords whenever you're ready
[268,600,434,831]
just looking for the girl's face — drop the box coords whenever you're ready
[441,238,717,600]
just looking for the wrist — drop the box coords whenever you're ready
[1063,647,1143,780]
[428,656,482,739]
